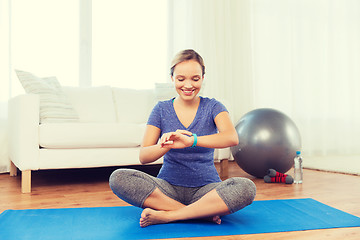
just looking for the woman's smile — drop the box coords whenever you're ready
[181,88,196,96]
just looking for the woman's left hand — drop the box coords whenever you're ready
[159,129,194,149]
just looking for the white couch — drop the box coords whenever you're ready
[8,86,231,193]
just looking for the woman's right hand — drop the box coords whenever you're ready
[159,129,194,149]
[139,127,195,164]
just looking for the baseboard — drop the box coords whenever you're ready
[303,155,360,175]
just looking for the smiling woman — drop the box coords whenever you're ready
[109,49,255,228]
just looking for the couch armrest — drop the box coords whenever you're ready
[8,94,40,171]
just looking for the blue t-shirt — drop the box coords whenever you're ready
[147,96,228,187]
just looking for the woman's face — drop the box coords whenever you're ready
[172,60,203,101]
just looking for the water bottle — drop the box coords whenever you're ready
[294,151,303,184]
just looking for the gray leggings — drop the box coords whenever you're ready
[109,169,256,213]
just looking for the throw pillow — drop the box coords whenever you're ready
[15,70,79,123]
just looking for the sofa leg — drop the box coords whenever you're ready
[21,170,31,193]
[220,159,229,179]
[10,161,18,177]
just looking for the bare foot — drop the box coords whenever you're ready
[139,208,222,227]
[202,215,221,224]
[140,208,172,227]
[211,215,222,225]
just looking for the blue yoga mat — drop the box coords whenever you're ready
[1,198,359,240]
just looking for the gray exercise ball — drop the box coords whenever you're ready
[231,108,301,178]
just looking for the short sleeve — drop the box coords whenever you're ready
[147,102,162,129]
[211,99,228,120]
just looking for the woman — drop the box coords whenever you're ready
[109,49,256,228]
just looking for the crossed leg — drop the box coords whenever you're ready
[140,188,230,227]
[109,169,256,228]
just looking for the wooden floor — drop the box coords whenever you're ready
[1,162,360,240]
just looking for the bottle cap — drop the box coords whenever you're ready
[296,151,301,155]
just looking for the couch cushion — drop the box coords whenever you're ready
[112,88,155,124]
[39,123,145,148]
[62,86,117,123]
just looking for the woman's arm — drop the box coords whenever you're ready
[159,111,239,150]
[196,111,239,148]
[139,125,170,164]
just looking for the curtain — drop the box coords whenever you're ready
[251,0,360,157]
[0,0,10,173]
[169,0,360,160]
